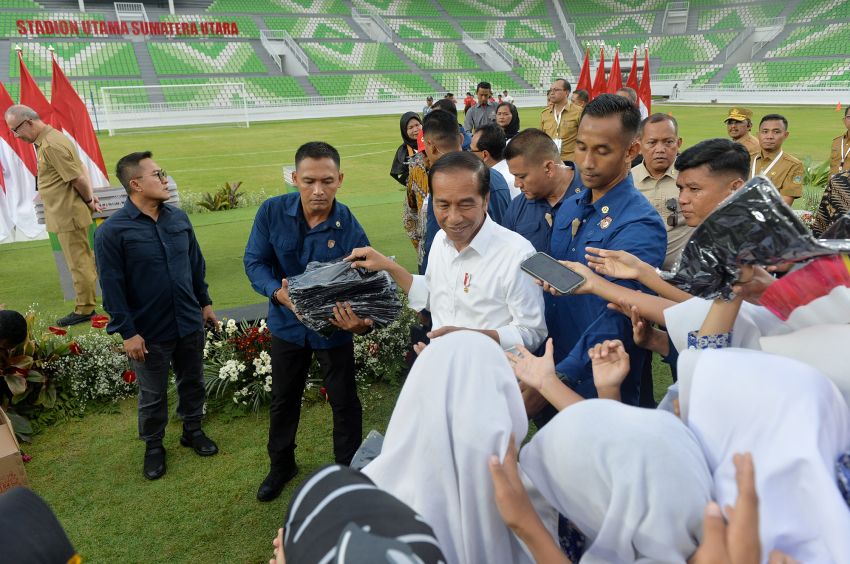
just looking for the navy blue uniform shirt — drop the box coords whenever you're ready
[421,167,511,274]
[243,193,369,349]
[95,200,211,343]
[502,162,583,253]
[548,175,666,405]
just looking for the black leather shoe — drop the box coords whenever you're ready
[256,465,298,502]
[56,311,95,327]
[143,445,166,480]
[180,430,218,456]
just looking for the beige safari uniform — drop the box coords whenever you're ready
[736,133,760,155]
[830,131,850,177]
[35,126,97,314]
[631,162,694,271]
[540,102,582,163]
[749,149,804,200]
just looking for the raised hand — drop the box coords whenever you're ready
[585,247,646,280]
[588,339,629,396]
[507,339,557,392]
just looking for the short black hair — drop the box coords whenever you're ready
[505,128,560,163]
[759,113,788,130]
[430,98,458,118]
[573,89,589,104]
[115,151,153,194]
[446,92,454,98]
[472,124,506,161]
[616,86,638,105]
[428,151,489,199]
[476,81,492,93]
[639,113,679,136]
[423,110,461,147]
[553,78,571,93]
[580,93,641,143]
[295,141,340,169]
[0,310,27,350]
[675,138,749,180]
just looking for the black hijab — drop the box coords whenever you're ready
[390,112,422,185]
[0,487,78,564]
[497,102,520,140]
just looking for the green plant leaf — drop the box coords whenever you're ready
[4,373,27,396]
[6,411,33,435]
[25,370,46,383]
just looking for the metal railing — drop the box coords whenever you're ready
[552,0,583,64]
[259,30,283,72]
[461,31,489,42]
[260,29,309,72]
[114,2,147,23]
[725,27,754,61]
[487,38,514,67]
[684,81,850,92]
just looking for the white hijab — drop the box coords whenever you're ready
[520,399,712,563]
[363,331,536,564]
[679,348,850,562]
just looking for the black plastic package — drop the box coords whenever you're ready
[666,177,840,299]
[821,212,850,240]
[288,260,403,336]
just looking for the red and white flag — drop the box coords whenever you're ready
[51,56,109,187]
[625,48,639,91]
[638,48,652,117]
[0,80,42,240]
[17,48,56,128]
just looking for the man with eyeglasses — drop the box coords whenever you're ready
[631,113,693,271]
[829,105,850,176]
[94,151,219,481]
[3,105,100,327]
[540,79,582,164]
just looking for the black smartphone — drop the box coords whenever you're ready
[520,252,586,294]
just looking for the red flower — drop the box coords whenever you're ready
[48,326,68,336]
[21,453,32,463]
[91,315,109,329]
[122,369,137,384]
[68,342,82,355]
[319,386,329,402]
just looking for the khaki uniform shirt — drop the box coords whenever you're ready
[749,149,804,199]
[540,102,582,163]
[34,126,91,233]
[735,133,760,155]
[631,162,694,270]
[829,131,850,176]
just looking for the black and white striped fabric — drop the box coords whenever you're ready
[283,465,446,564]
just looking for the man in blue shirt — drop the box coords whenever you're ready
[95,151,219,481]
[502,128,584,253]
[244,142,372,502]
[528,94,666,414]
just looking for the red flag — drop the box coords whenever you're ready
[625,48,639,90]
[576,48,591,95]
[51,55,109,186]
[606,48,622,94]
[638,48,652,115]
[17,48,55,128]
[0,81,37,176]
[591,48,606,100]
[0,80,42,238]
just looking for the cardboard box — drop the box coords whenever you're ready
[0,408,29,494]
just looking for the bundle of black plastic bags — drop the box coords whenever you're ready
[288,260,403,336]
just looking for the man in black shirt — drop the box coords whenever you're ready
[95,151,218,480]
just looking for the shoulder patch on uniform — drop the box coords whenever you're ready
[793,175,802,183]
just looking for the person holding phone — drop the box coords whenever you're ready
[534,94,666,413]
[95,151,219,481]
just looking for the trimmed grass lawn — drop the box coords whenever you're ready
[0,103,835,562]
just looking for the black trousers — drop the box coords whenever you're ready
[131,330,206,444]
[268,336,362,469]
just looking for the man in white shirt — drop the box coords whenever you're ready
[502,90,514,104]
[471,124,518,199]
[347,151,546,351]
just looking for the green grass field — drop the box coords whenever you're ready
[1,103,842,563]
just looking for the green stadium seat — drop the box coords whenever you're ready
[299,42,406,71]
[766,24,850,58]
[571,14,653,36]
[563,0,664,14]
[722,60,850,87]
[439,0,546,17]
[655,64,722,85]
[459,19,554,39]
[395,42,476,69]
[431,72,521,95]
[309,73,432,98]
[264,17,357,38]
[3,79,148,110]
[11,42,141,77]
[697,5,783,31]
[789,0,850,23]
[389,19,460,39]
[3,0,43,7]
[207,0,349,14]
[147,42,267,75]
[160,15,260,38]
[159,77,306,108]
[593,33,736,63]
[351,0,437,17]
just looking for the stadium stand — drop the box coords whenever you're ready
[459,19,555,39]
[4,79,148,107]
[352,0,438,16]
[11,42,140,77]
[432,71,522,95]
[147,42,267,75]
[4,0,43,7]
[438,0,547,17]
[765,24,850,58]
[570,14,654,36]
[299,42,406,71]
[594,34,736,65]
[722,60,850,88]
[395,42,477,70]
[264,16,357,38]
[388,19,460,39]
[697,5,783,31]
[206,0,349,14]
[159,76,306,107]
[564,0,665,13]
[788,0,850,22]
